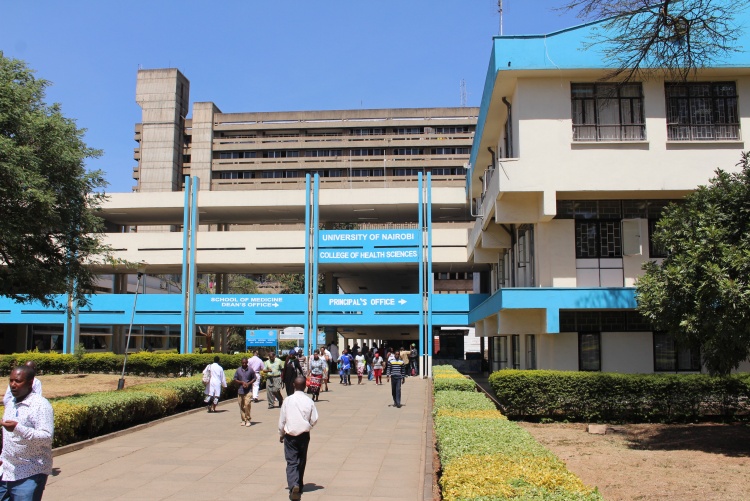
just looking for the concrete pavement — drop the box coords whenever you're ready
[45,375,432,500]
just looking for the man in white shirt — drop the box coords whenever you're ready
[247,351,265,402]
[0,365,53,500]
[278,377,318,501]
[203,356,227,413]
[3,361,42,406]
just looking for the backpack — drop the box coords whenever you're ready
[202,364,211,384]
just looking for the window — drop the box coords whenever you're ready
[571,83,645,141]
[432,147,470,155]
[393,148,423,155]
[433,126,470,134]
[350,148,384,156]
[511,335,521,369]
[305,150,342,157]
[575,221,622,258]
[395,127,424,135]
[394,168,422,176]
[579,332,601,371]
[351,128,385,136]
[666,82,739,141]
[218,171,253,179]
[432,167,467,176]
[653,332,701,371]
[218,151,256,159]
[263,150,299,158]
[525,334,537,369]
[491,336,507,372]
[351,169,384,177]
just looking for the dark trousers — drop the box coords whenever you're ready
[391,376,402,406]
[284,432,310,491]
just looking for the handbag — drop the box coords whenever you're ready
[202,364,211,385]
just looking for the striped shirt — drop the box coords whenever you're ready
[385,359,407,379]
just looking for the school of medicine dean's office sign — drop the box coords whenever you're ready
[317,230,420,263]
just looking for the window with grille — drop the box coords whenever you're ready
[666,82,739,141]
[579,332,601,371]
[571,83,645,141]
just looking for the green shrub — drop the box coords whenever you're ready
[433,373,602,500]
[488,370,750,422]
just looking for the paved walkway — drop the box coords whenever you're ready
[46,375,432,500]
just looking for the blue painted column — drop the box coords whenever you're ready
[304,174,311,355]
[187,176,200,353]
[311,174,320,354]
[426,173,433,377]
[418,173,424,376]
[180,176,192,354]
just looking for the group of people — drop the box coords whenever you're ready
[201,342,419,500]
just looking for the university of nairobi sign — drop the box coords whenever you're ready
[317,230,421,263]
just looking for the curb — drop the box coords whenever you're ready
[52,395,237,457]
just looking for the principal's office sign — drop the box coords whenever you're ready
[318,230,420,263]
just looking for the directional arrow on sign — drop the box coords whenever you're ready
[399,299,407,305]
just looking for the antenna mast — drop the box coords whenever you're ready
[460,79,467,107]
[498,0,503,35]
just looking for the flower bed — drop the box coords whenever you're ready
[432,365,601,501]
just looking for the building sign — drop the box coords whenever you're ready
[318,230,420,263]
[246,329,278,347]
[210,296,285,309]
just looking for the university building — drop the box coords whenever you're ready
[1,15,749,374]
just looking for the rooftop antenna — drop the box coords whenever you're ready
[498,0,504,35]
[460,79,467,107]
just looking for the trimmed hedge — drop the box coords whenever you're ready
[432,366,601,501]
[0,352,253,377]
[488,370,750,422]
[0,371,241,448]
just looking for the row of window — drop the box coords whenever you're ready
[571,81,739,142]
[217,147,469,159]
[579,332,700,372]
[218,126,473,138]
[215,167,467,180]
[557,200,673,258]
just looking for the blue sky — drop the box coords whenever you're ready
[0,1,581,193]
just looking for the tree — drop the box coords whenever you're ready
[636,153,750,375]
[561,0,744,81]
[0,53,111,307]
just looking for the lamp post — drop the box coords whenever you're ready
[118,260,148,390]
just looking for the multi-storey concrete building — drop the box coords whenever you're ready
[467,18,750,373]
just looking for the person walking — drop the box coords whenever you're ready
[0,365,53,500]
[372,351,384,385]
[247,350,265,403]
[385,354,407,408]
[355,350,366,385]
[204,355,227,413]
[409,343,419,377]
[365,348,374,382]
[296,349,308,377]
[234,357,257,427]
[327,341,338,383]
[307,351,326,401]
[399,346,410,376]
[339,349,352,386]
[279,376,318,501]
[319,347,330,392]
[283,353,304,397]
[263,351,285,409]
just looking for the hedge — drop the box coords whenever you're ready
[432,366,601,501]
[488,370,750,422]
[0,352,257,377]
[433,372,477,393]
[1,371,240,448]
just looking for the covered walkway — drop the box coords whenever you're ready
[46,377,432,500]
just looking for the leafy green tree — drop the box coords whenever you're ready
[0,53,110,307]
[636,153,750,375]
[561,0,743,81]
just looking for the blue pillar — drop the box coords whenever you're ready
[180,176,191,354]
[187,176,200,353]
[311,174,320,353]
[304,174,311,355]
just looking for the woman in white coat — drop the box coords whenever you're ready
[204,355,227,412]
